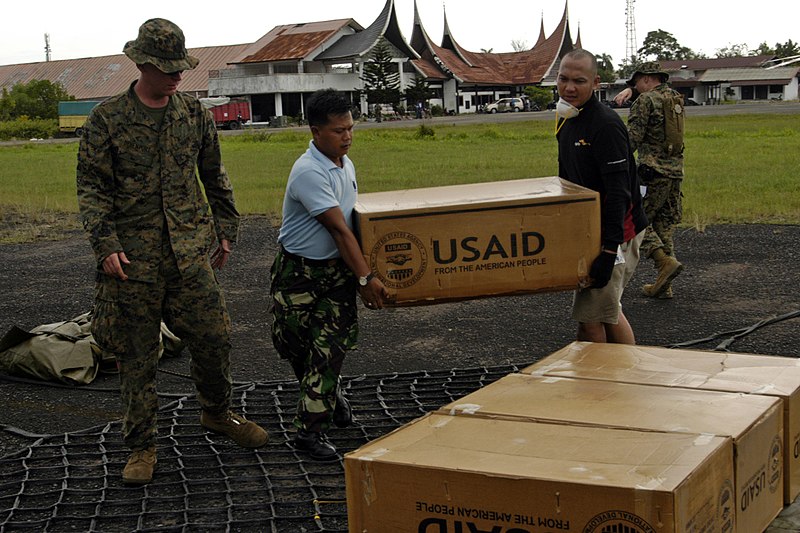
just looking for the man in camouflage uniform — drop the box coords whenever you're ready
[76,18,268,486]
[625,62,685,298]
[270,88,389,461]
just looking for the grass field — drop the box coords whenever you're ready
[1,112,798,242]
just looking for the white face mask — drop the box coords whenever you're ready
[556,98,580,120]
[554,98,581,135]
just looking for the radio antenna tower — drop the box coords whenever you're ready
[44,33,52,62]
[624,0,637,66]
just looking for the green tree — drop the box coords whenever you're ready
[775,39,800,58]
[359,37,401,122]
[0,88,13,121]
[716,43,750,58]
[523,86,553,109]
[617,61,638,81]
[0,79,73,120]
[637,29,697,61]
[596,53,617,83]
[754,39,799,58]
[404,76,435,108]
[755,42,775,55]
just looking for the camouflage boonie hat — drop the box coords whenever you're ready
[626,61,669,86]
[123,18,199,73]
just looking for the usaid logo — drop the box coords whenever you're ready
[582,511,655,533]
[370,231,427,289]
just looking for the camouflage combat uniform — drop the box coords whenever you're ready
[628,82,684,259]
[77,82,240,451]
[270,252,358,432]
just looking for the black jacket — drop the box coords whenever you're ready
[557,95,648,250]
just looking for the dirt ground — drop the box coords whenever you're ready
[1,217,798,458]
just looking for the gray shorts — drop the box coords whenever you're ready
[572,230,645,324]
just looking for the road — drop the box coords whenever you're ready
[226,100,800,133]
[217,99,800,135]
[2,101,797,147]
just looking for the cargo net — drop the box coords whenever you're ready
[0,364,521,532]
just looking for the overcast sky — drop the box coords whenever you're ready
[1,0,796,67]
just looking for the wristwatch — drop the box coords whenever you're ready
[358,272,375,286]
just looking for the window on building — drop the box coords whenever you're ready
[273,63,299,74]
[327,63,355,74]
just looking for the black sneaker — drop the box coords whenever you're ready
[294,429,338,461]
[332,386,353,428]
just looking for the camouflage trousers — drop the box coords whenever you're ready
[269,249,358,433]
[640,172,683,259]
[91,243,232,451]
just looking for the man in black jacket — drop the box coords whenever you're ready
[555,49,648,344]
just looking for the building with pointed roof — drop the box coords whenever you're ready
[209,0,421,120]
[407,2,576,112]
[2,0,796,124]
[198,0,582,117]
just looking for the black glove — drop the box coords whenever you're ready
[589,251,617,288]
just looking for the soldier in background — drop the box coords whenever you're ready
[616,62,685,298]
[77,18,268,485]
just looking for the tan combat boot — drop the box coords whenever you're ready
[642,283,673,299]
[122,446,157,485]
[201,410,269,448]
[644,249,682,298]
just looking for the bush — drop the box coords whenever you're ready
[524,86,554,110]
[0,118,59,141]
[413,124,435,139]
[430,104,444,117]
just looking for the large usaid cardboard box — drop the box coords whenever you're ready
[354,176,600,305]
[523,341,800,503]
[438,373,783,533]
[345,413,735,533]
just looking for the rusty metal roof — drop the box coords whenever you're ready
[411,55,448,81]
[409,3,573,86]
[235,19,359,63]
[0,44,249,100]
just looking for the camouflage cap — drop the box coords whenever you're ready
[625,61,669,86]
[123,18,199,73]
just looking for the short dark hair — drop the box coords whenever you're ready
[306,89,351,127]
[562,49,598,75]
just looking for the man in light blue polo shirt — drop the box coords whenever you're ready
[270,88,389,461]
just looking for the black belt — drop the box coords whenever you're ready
[280,245,341,267]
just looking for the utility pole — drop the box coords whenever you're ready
[44,33,51,62]
[624,0,637,67]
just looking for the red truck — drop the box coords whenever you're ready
[200,97,251,129]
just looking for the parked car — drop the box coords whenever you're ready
[484,98,524,113]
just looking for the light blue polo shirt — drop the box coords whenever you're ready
[277,140,358,260]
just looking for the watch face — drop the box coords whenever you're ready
[359,276,367,286]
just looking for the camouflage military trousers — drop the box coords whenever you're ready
[269,249,358,433]
[91,246,233,451]
[640,172,683,259]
